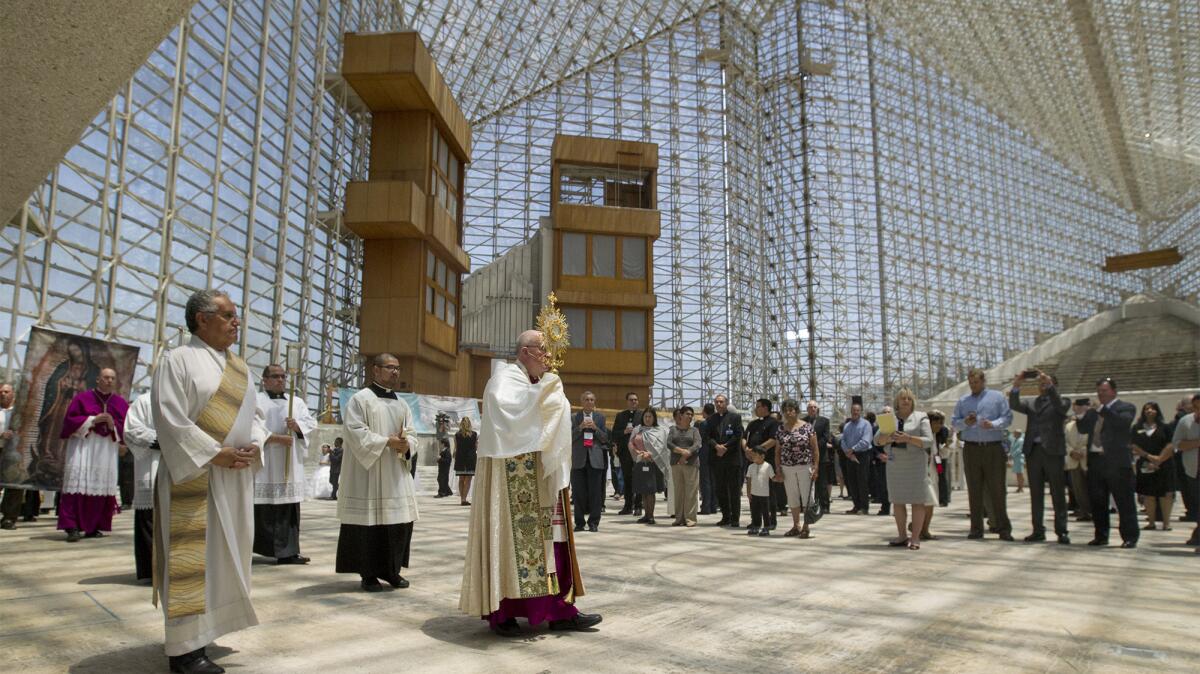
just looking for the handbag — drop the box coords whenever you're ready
[804,473,822,525]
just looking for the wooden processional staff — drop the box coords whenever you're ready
[284,342,302,483]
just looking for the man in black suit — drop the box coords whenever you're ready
[697,403,717,515]
[612,392,640,516]
[1009,370,1071,544]
[571,391,610,532]
[709,394,745,527]
[1075,378,1139,548]
[804,401,833,514]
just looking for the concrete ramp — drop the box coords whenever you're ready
[0,0,196,221]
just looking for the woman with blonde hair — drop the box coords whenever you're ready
[453,417,478,506]
[875,388,936,549]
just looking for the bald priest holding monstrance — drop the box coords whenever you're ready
[459,297,602,637]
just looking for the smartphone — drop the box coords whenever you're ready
[1022,369,1038,379]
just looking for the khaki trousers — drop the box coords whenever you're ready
[671,463,699,524]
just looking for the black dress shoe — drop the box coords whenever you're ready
[492,618,522,637]
[1057,534,1071,545]
[1119,540,1137,549]
[1087,538,1108,546]
[1024,532,1046,542]
[588,525,598,532]
[66,529,81,542]
[617,508,633,515]
[276,555,310,565]
[169,649,225,674]
[967,531,984,540]
[998,532,1015,542]
[635,516,650,524]
[85,530,105,538]
[0,519,15,530]
[360,577,389,592]
[383,573,410,588]
[574,524,586,532]
[727,523,740,529]
[549,612,603,631]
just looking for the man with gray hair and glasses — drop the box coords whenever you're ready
[152,289,267,674]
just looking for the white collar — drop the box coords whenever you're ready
[189,334,226,358]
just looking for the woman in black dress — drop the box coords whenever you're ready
[1132,402,1174,530]
[453,417,478,506]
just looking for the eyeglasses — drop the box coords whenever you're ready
[264,374,286,379]
[202,310,239,322]
[377,364,401,371]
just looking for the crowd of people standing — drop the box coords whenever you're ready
[559,370,1200,553]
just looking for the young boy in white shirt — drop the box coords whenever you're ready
[747,447,775,536]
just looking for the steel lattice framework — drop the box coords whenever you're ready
[2,0,1192,418]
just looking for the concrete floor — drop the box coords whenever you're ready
[2,475,1197,674]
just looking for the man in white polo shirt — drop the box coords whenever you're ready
[1170,393,1200,548]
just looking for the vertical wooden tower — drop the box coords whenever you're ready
[549,135,659,409]
[341,32,470,393]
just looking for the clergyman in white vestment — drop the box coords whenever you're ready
[152,290,267,674]
[459,330,602,637]
[123,393,159,581]
[253,363,318,564]
[335,352,419,592]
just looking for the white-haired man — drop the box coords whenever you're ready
[460,330,602,637]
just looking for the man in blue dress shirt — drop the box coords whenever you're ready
[840,402,874,515]
[952,368,1014,541]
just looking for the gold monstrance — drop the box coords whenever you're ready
[537,291,578,603]
[535,292,569,373]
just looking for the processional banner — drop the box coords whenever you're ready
[0,327,139,490]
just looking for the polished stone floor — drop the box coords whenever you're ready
[2,474,1197,673]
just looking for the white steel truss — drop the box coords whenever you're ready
[3,0,1191,421]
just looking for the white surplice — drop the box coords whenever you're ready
[253,393,318,505]
[337,387,418,527]
[123,394,159,511]
[152,335,268,657]
[459,362,574,617]
[475,362,572,490]
[61,415,121,496]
